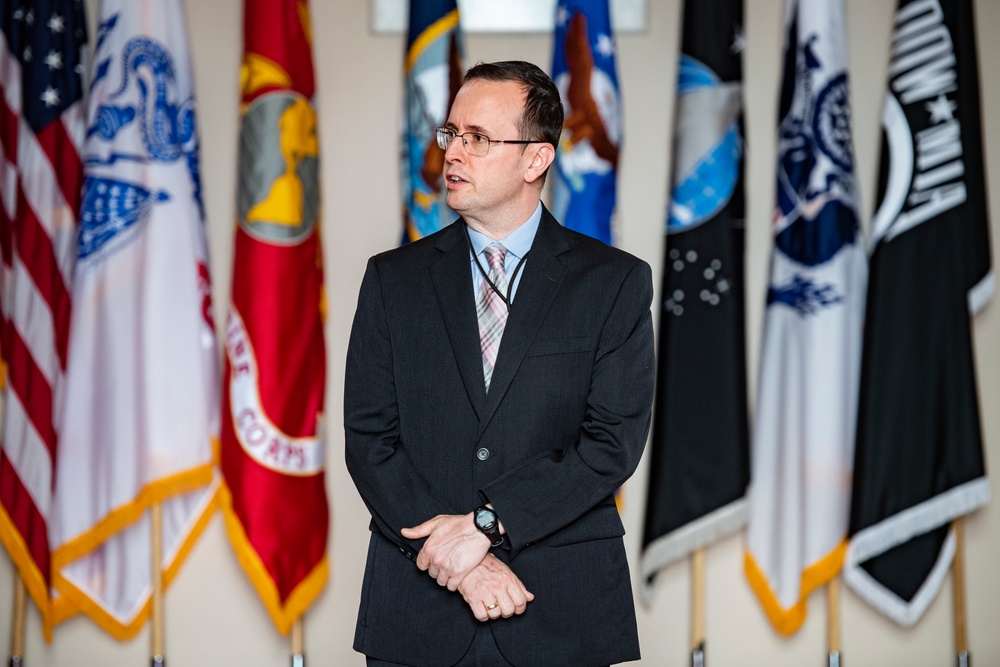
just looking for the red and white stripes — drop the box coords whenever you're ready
[0,26,83,602]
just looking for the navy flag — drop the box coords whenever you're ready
[640,0,748,600]
[401,0,463,242]
[844,0,992,626]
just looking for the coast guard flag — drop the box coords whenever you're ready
[401,0,463,242]
[640,0,748,601]
[221,0,329,634]
[744,0,867,635]
[0,0,86,633]
[844,0,992,626]
[51,0,219,639]
[551,0,621,245]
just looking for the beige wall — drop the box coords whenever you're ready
[2,0,998,664]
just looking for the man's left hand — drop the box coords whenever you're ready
[402,513,491,590]
[459,553,533,621]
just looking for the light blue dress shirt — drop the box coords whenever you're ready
[466,201,542,305]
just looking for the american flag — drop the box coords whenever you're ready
[0,0,87,621]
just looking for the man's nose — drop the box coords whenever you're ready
[444,134,466,161]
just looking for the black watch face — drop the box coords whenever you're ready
[475,508,496,532]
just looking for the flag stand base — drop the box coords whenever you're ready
[690,642,704,667]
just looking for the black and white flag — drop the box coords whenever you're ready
[844,0,993,626]
[640,0,749,601]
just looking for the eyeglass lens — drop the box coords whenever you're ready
[436,129,491,156]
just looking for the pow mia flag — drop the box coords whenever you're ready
[844,0,993,626]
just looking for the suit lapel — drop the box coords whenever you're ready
[430,222,487,419]
[477,210,569,438]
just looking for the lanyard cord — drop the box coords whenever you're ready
[466,226,529,311]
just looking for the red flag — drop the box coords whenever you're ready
[220,0,328,633]
[0,0,87,634]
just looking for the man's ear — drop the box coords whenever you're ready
[524,142,556,185]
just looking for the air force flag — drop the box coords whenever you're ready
[551,0,621,245]
[744,0,867,635]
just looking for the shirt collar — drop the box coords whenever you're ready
[466,201,542,262]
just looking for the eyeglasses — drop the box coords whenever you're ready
[436,128,546,157]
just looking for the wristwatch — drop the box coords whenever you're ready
[473,506,504,547]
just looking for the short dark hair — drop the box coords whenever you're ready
[464,61,564,148]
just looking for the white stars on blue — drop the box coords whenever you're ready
[3,0,87,132]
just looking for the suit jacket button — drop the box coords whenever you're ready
[476,447,490,461]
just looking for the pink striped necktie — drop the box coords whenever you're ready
[478,243,509,392]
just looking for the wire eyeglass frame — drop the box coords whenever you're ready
[436,127,546,156]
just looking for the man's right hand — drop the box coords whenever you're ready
[457,553,534,622]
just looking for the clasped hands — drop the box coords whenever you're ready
[402,513,534,622]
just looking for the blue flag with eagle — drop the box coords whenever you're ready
[551,0,621,245]
[401,0,463,242]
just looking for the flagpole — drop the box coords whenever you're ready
[826,578,841,667]
[290,617,304,667]
[690,548,705,667]
[952,517,970,667]
[8,572,26,666]
[150,503,165,667]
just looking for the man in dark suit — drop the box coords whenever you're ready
[345,60,655,667]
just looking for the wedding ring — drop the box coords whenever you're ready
[485,601,499,611]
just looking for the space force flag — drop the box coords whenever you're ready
[640,0,749,600]
[220,0,329,634]
[844,0,992,627]
[51,0,219,639]
[402,0,463,242]
[744,0,867,635]
[551,0,621,245]
[0,0,86,631]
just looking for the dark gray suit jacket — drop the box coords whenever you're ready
[344,207,655,667]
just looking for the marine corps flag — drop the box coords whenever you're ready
[0,0,86,632]
[745,0,867,635]
[51,0,219,638]
[844,0,992,626]
[401,0,463,242]
[220,0,329,634]
[640,0,749,600]
[551,0,621,245]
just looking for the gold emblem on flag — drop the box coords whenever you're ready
[237,91,320,244]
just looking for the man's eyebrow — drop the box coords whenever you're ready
[444,122,491,135]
